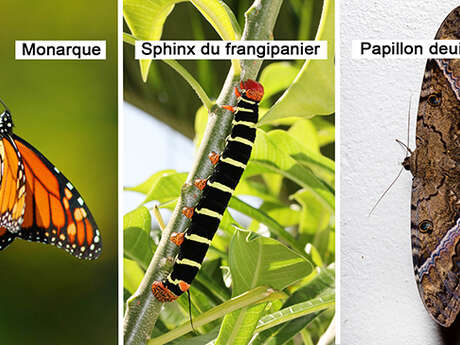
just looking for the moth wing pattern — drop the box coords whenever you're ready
[409,6,460,327]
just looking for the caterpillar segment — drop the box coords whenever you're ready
[151,79,264,302]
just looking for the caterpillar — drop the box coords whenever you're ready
[151,79,264,302]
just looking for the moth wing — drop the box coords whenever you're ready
[411,176,460,327]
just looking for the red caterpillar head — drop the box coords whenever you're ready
[240,79,264,102]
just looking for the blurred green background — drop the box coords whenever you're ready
[124,0,325,138]
[0,1,117,345]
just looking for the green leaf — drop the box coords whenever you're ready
[251,266,335,344]
[259,62,300,106]
[148,286,283,345]
[124,258,144,294]
[126,170,187,204]
[251,314,321,345]
[191,0,241,40]
[123,0,175,81]
[247,130,334,211]
[216,230,313,344]
[123,206,154,272]
[269,128,334,189]
[216,303,267,345]
[292,188,332,236]
[228,197,301,252]
[234,179,280,204]
[258,0,335,124]
[168,328,219,345]
[256,292,334,332]
[123,206,152,234]
[123,0,240,81]
[125,169,176,195]
[288,119,320,153]
[311,116,335,147]
[229,230,312,295]
[258,202,301,228]
[124,227,154,270]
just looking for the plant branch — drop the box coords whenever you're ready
[148,287,285,345]
[123,1,283,344]
[123,33,214,112]
[162,60,214,110]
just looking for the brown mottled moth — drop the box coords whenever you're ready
[151,79,264,302]
[404,7,460,327]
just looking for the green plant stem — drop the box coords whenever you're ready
[123,1,283,344]
[123,34,214,111]
[148,287,285,345]
[162,60,214,110]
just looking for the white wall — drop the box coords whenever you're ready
[341,1,460,344]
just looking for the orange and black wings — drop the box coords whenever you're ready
[0,134,102,260]
[0,136,26,233]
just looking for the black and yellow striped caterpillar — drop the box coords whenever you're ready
[151,79,264,302]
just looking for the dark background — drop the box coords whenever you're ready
[0,1,117,344]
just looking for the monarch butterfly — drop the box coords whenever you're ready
[0,99,102,260]
[152,79,264,302]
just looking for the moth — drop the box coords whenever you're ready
[152,79,264,301]
[404,6,460,327]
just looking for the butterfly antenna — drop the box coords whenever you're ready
[187,290,197,334]
[0,97,10,114]
[369,97,413,216]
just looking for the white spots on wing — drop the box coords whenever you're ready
[66,182,74,190]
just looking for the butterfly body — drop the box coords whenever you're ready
[407,6,460,327]
[0,106,102,260]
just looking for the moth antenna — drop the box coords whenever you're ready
[153,204,166,231]
[369,96,413,216]
[0,97,10,114]
[395,139,412,155]
[368,166,405,216]
[187,290,197,333]
[405,95,412,158]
